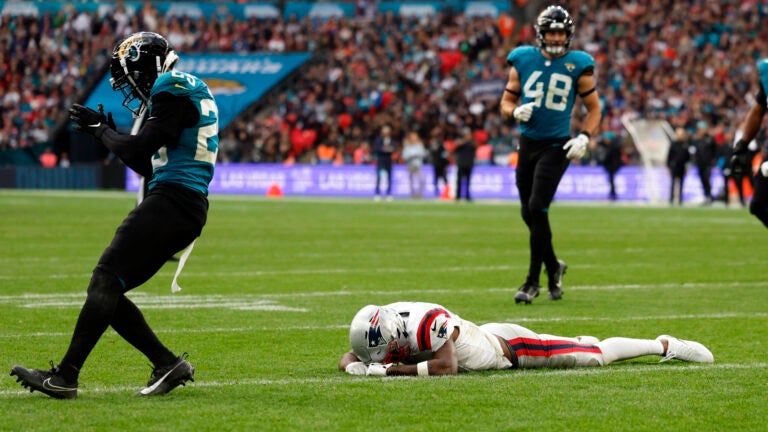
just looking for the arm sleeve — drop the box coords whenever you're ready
[96,92,199,178]
[757,83,766,108]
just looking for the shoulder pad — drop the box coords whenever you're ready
[415,307,455,351]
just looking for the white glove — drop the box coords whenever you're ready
[365,363,393,376]
[344,361,367,376]
[564,133,589,159]
[512,102,536,122]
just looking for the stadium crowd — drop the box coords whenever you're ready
[1,0,767,168]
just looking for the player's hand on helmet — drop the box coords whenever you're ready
[729,139,751,176]
[344,362,367,376]
[69,104,108,137]
[564,132,590,159]
[365,363,393,376]
[512,102,536,122]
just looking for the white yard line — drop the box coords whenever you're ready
[1,312,765,339]
[0,362,764,398]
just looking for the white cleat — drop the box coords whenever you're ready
[657,335,714,363]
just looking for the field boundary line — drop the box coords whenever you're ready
[2,280,768,304]
[2,264,765,281]
[1,311,765,339]
[0,362,764,398]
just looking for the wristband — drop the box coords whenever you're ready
[578,130,591,139]
[417,361,429,377]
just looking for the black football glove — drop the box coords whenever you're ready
[98,103,116,131]
[729,139,751,176]
[69,103,109,137]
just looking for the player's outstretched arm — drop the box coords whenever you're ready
[386,339,458,377]
[339,351,362,372]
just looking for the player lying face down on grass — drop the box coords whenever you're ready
[339,302,713,377]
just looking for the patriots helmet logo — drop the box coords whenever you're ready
[437,321,449,339]
[367,310,384,347]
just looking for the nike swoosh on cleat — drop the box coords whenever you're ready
[138,362,184,395]
[42,378,76,392]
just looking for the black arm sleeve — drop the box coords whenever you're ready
[96,92,199,178]
[757,83,766,108]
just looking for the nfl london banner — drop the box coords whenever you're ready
[126,164,723,203]
[86,53,312,131]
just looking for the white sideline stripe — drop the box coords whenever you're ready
[1,265,519,281]
[17,301,308,312]
[1,363,764,398]
[0,261,761,281]
[509,312,768,323]
[1,312,765,339]
[2,281,768,305]
[0,325,350,339]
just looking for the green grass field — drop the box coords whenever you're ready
[1,190,766,431]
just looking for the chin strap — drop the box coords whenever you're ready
[161,50,179,74]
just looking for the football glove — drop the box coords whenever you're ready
[729,139,751,176]
[365,363,393,376]
[69,104,108,137]
[98,103,117,131]
[512,102,536,122]
[344,361,367,376]
[564,132,590,159]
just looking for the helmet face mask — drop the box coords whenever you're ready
[109,32,179,115]
[535,5,574,56]
[349,305,410,364]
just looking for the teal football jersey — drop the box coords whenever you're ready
[759,58,768,107]
[148,70,219,196]
[506,46,594,140]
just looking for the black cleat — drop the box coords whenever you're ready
[548,260,567,300]
[10,362,78,399]
[135,354,194,396]
[514,283,541,304]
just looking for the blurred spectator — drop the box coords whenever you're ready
[428,126,450,197]
[3,0,768,171]
[689,120,718,205]
[596,131,623,201]
[715,138,745,207]
[372,124,396,201]
[474,138,493,166]
[402,130,427,199]
[667,127,690,206]
[454,127,476,202]
[316,139,337,165]
[353,141,372,165]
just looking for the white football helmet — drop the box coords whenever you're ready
[349,305,410,363]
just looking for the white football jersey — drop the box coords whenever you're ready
[385,302,512,371]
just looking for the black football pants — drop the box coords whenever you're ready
[59,183,207,379]
[515,135,570,286]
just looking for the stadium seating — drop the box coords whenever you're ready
[0,1,763,168]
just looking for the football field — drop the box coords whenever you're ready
[1,190,766,431]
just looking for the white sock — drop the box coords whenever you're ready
[597,338,664,365]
